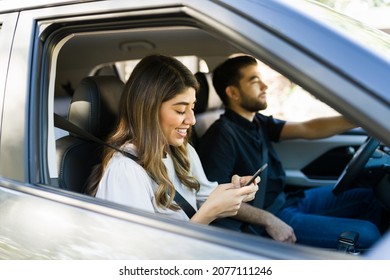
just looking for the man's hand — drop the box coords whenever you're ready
[235,203,296,243]
[264,214,296,243]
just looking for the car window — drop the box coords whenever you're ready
[40,20,240,188]
[258,61,339,121]
[30,0,384,196]
[43,22,348,190]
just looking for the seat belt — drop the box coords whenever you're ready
[54,113,196,219]
[170,191,196,219]
[54,113,137,160]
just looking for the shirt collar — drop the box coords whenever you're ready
[224,108,259,130]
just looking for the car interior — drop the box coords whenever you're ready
[55,76,124,192]
[49,25,241,188]
[45,16,390,252]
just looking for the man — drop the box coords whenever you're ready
[197,55,383,250]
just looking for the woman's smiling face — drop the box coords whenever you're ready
[159,87,197,147]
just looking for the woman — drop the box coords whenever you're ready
[86,54,258,224]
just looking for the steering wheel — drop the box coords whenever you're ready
[332,136,381,195]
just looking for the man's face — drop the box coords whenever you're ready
[236,64,268,112]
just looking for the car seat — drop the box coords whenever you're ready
[192,72,224,149]
[56,76,124,193]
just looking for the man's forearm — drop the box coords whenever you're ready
[305,116,356,139]
[235,202,297,243]
[234,202,273,226]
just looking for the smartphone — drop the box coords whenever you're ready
[245,163,268,186]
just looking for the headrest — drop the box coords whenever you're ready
[194,72,223,114]
[68,76,124,139]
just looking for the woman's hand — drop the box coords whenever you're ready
[232,174,259,203]
[191,176,258,224]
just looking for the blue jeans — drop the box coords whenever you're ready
[276,185,382,249]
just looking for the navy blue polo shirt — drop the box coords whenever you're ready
[198,109,286,209]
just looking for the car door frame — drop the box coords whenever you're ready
[0,12,18,145]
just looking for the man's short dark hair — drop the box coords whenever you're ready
[212,55,258,106]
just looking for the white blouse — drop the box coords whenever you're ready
[96,143,217,221]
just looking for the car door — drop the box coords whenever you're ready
[274,129,368,188]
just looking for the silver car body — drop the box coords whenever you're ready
[0,0,389,259]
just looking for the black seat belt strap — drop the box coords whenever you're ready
[54,113,196,219]
[172,191,196,218]
[54,113,137,160]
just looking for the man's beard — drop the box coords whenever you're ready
[239,90,267,112]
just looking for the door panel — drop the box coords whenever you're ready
[274,134,367,187]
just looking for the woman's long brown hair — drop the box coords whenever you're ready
[85,54,200,210]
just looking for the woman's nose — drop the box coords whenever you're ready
[184,110,196,126]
